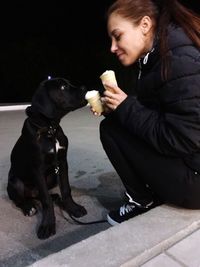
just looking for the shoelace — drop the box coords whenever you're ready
[119,204,136,216]
[125,192,154,208]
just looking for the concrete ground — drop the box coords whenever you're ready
[1,106,200,267]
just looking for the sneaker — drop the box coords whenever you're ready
[107,192,158,226]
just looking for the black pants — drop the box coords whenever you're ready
[100,116,200,209]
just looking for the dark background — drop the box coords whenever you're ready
[0,1,199,103]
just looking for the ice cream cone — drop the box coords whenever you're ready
[85,90,104,113]
[100,70,118,93]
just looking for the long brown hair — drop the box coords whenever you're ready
[107,0,200,79]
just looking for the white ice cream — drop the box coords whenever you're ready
[101,70,114,75]
[85,90,99,100]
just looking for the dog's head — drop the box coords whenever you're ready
[26,77,88,120]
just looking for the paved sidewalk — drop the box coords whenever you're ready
[29,208,200,267]
[141,227,200,267]
[1,106,200,267]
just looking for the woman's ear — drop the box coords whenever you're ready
[140,16,153,35]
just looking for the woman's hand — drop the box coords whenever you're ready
[101,83,127,111]
[90,105,112,116]
[90,106,102,116]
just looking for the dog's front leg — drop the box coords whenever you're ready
[58,158,87,218]
[36,172,56,239]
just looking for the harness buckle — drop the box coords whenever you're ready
[55,166,60,174]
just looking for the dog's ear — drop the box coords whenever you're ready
[29,81,57,119]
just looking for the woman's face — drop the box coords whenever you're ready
[107,13,154,66]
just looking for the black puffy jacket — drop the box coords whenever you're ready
[114,24,200,171]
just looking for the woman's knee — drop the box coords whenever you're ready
[100,118,109,133]
[100,117,117,140]
[100,118,109,142]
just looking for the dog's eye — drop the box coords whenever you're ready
[61,85,66,90]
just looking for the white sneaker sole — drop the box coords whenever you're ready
[107,214,120,226]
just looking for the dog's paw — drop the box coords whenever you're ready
[25,207,37,217]
[22,203,38,217]
[37,222,56,239]
[63,200,87,218]
[72,204,87,218]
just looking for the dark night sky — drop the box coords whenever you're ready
[0,1,199,103]
[0,1,115,103]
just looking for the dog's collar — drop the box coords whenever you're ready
[37,126,57,140]
[28,119,58,140]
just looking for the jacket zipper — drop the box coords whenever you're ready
[138,59,142,80]
[138,48,155,80]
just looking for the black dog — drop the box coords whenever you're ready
[7,77,88,239]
